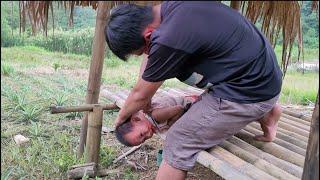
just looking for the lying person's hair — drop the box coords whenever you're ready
[115,117,134,146]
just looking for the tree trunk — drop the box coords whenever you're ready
[78,2,109,158]
[302,93,319,180]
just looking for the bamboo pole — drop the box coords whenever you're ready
[244,126,306,156]
[282,108,312,122]
[100,89,125,107]
[230,1,241,11]
[278,121,310,137]
[78,2,110,158]
[251,121,308,142]
[220,141,300,180]
[235,130,305,167]
[227,136,303,178]
[50,103,118,114]
[209,146,277,180]
[302,94,319,180]
[196,151,252,180]
[85,105,103,164]
[281,113,311,126]
[280,117,310,131]
[67,163,119,179]
[248,123,308,149]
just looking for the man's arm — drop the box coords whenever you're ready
[139,54,152,113]
[115,78,163,127]
[138,54,149,80]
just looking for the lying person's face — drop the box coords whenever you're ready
[124,111,156,146]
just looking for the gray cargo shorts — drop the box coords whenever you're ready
[163,92,279,171]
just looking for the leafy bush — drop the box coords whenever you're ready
[1,63,15,76]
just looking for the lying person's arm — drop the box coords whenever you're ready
[151,105,184,125]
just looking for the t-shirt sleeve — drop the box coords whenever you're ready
[142,43,191,82]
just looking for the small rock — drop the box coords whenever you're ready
[102,126,115,134]
[14,134,30,145]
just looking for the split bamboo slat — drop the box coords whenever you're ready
[100,87,311,179]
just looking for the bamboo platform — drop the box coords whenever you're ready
[100,86,311,180]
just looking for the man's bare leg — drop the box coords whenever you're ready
[156,160,186,180]
[255,103,282,142]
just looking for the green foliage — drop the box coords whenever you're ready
[1,63,15,76]
[279,70,319,105]
[17,105,43,124]
[53,62,61,71]
[100,145,116,167]
[1,167,14,180]
[301,1,319,49]
[123,168,138,180]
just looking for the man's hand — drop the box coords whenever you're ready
[114,79,163,128]
[115,113,127,128]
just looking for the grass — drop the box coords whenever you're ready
[274,45,319,63]
[1,45,319,178]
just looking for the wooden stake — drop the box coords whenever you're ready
[112,144,142,164]
[78,2,110,158]
[302,94,319,180]
[85,105,103,164]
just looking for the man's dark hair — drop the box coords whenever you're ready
[115,117,134,146]
[105,4,153,61]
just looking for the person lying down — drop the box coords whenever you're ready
[115,95,199,146]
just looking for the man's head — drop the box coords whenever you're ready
[115,111,156,146]
[105,4,155,61]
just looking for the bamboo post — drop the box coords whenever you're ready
[78,2,109,158]
[230,1,241,11]
[85,105,103,164]
[302,94,319,180]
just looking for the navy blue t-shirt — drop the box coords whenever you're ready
[142,1,283,103]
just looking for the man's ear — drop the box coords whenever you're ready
[143,27,154,42]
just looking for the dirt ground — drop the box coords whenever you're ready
[101,133,222,180]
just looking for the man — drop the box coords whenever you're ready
[105,2,282,180]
